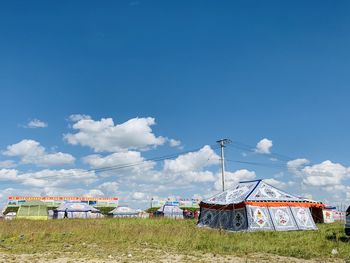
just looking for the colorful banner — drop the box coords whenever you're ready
[151,198,201,208]
[7,196,119,207]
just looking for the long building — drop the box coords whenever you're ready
[4,196,119,215]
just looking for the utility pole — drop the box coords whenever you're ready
[216,139,231,192]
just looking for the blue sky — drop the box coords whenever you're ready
[1,1,350,209]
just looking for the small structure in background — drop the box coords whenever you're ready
[157,204,184,219]
[4,212,16,220]
[322,206,346,223]
[4,196,118,217]
[109,206,139,218]
[16,200,48,220]
[198,179,325,232]
[54,202,103,219]
[138,210,150,218]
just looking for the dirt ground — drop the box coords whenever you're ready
[0,251,343,263]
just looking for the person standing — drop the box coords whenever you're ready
[64,208,68,219]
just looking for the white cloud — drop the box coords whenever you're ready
[68,114,91,122]
[287,158,310,176]
[0,169,18,181]
[214,169,256,191]
[3,139,75,167]
[64,117,166,152]
[169,139,181,148]
[255,138,273,154]
[264,178,287,189]
[163,145,219,174]
[84,189,105,197]
[25,119,48,128]
[82,151,156,178]
[0,160,16,168]
[163,145,220,183]
[98,182,119,195]
[301,160,350,187]
[286,158,350,205]
[0,168,96,188]
[131,192,146,200]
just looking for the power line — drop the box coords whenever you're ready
[227,140,299,162]
[225,159,287,169]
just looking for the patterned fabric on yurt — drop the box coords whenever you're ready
[232,208,248,231]
[55,202,103,219]
[110,206,139,218]
[198,208,218,228]
[216,210,232,229]
[247,182,301,202]
[158,205,184,219]
[269,207,298,231]
[290,207,317,230]
[199,179,322,232]
[205,181,259,205]
[246,205,274,231]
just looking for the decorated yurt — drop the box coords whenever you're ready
[198,179,324,231]
[157,204,184,219]
[54,202,103,219]
[16,200,48,220]
[110,206,139,218]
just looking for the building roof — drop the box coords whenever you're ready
[110,206,138,215]
[56,202,100,212]
[202,179,323,206]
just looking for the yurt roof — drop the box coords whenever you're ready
[21,200,47,207]
[110,206,138,214]
[56,202,99,212]
[158,204,183,213]
[202,179,324,207]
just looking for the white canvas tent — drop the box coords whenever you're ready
[4,212,16,220]
[110,206,139,218]
[157,204,184,219]
[55,202,103,219]
[198,179,325,232]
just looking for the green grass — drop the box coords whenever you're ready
[0,218,349,260]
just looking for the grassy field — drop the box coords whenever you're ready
[0,218,349,262]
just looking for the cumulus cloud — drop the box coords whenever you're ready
[285,158,350,204]
[0,169,18,181]
[214,169,256,191]
[169,139,182,148]
[3,139,75,167]
[0,160,16,168]
[287,158,310,176]
[0,168,96,188]
[98,182,119,195]
[82,151,156,178]
[288,159,350,195]
[163,145,220,184]
[255,138,273,154]
[131,192,146,200]
[264,178,288,189]
[301,160,350,187]
[64,117,166,152]
[25,119,48,128]
[84,189,105,197]
[68,114,91,122]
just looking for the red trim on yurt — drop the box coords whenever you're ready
[244,201,325,208]
[200,201,325,210]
